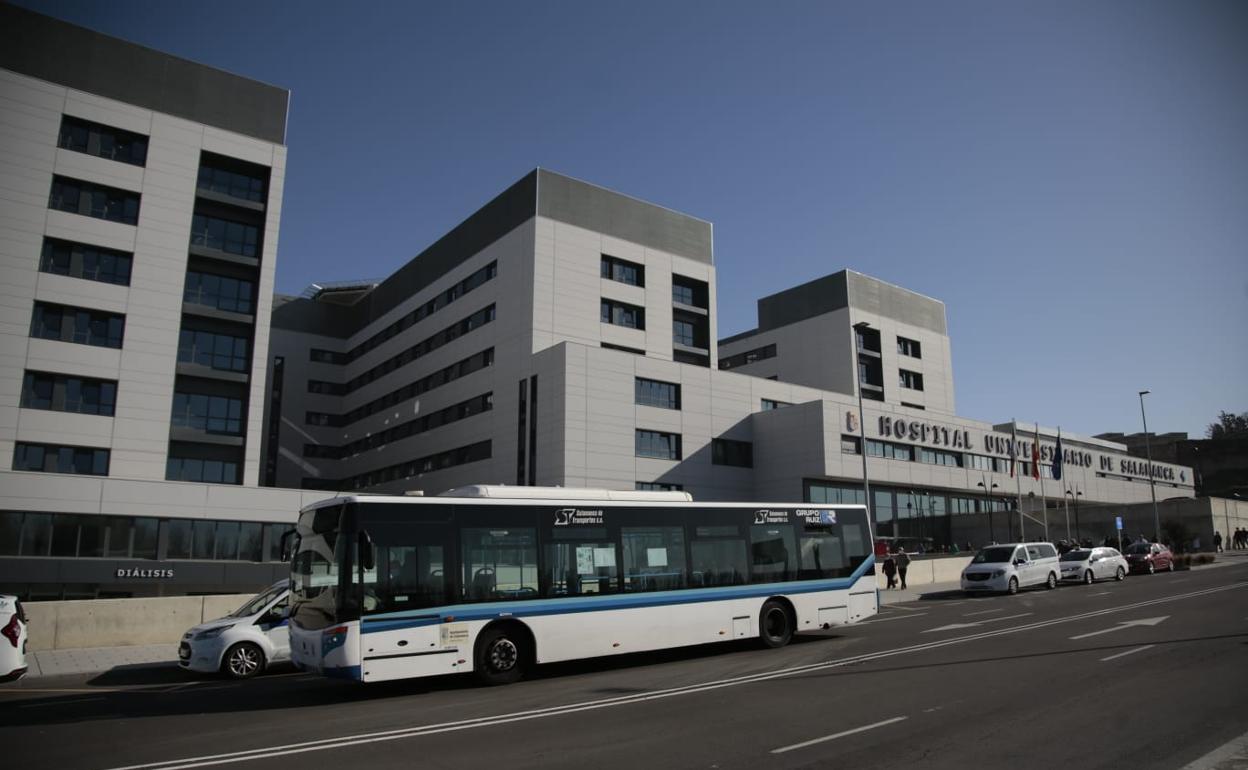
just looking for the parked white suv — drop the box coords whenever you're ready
[0,594,28,682]
[961,542,1060,595]
[179,582,290,679]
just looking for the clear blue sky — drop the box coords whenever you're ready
[19,0,1247,440]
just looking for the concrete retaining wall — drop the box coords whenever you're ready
[23,594,254,651]
[876,555,972,589]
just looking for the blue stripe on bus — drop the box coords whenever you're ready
[361,555,875,635]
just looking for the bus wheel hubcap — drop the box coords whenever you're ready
[489,639,517,671]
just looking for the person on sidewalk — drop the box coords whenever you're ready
[893,546,911,590]
[1213,531,1222,553]
[882,555,897,589]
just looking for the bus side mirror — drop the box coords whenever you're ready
[279,529,296,562]
[358,530,375,571]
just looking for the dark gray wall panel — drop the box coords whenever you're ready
[752,270,947,336]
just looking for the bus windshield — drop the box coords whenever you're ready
[290,504,347,631]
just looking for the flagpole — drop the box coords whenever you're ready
[1037,423,1048,541]
[1012,420,1023,541]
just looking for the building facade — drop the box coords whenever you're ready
[0,6,323,600]
[268,169,1197,551]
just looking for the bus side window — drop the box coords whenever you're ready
[750,524,798,583]
[690,525,747,587]
[621,527,687,592]
[461,528,538,602]
[799,527,846,578]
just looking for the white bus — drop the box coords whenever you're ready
[287,486,877,685]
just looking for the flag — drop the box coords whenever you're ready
[1052,428,1064,481]
[1032,424,1041,480]
[1009,423,1018,477]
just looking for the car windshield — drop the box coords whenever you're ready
[230,585,284,617]
[1061,550,1092,562]
[972,546,1016,564]
[1126,544,1151,555]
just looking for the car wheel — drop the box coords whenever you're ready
[1148,562,1155,575]
[1084,570,1094,585]
[1006,576,1019,595]
[474,626,528,686]
[222,642,264,679]
[1168,560,1175,572]
[759,600,794,649]
[1045,572,1058,590]
[1115,567,1125,581]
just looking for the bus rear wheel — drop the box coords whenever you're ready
[759,600,793,649]
[474,626,527,686]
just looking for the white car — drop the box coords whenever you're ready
[179,582,290,679]
[1060,547,1128,584]
[961,542,1061,595]
[1,594,28,682]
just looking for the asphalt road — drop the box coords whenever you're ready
[4,559,1247,770]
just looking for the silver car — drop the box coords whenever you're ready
[1059,547,1128,584]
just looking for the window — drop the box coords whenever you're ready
[761,399,791,411]
[855,326,881,354]
[635,482,683,491]
[309,440,492,491]
[165,456,240,484]
[21,371,117,416]
[867,440,914,461]
[177,329,249,372]
[712,438,754,468]
[671,275,707,308]
[751,524,798,583]
[897,336,922,358]
[309,348,344,365]
[900,402,926,410]
[184,271,255,314]
[600,255,644,287]
[673,319,695,346]
[636,430,681,460]
[30,302,125,349]
[165,519,192,559]
[967,454,995,472]
[635,378,680,409]
[841,435,861,454]
[691,525,747,587]
[171,392,245,435]
[899,369,925,390]
[543,528,618,596]
[461,528,538,601]
[197,158,267,203]
[339,305,496,393]
[317,348,493,427]
[304,393,492,459]
[40,238,132,285]
[919,448,962,467]
[307,380,344,396]
[58,115,148,166]
[13,442,109,476]
[239,522,264,562]
[672,283,694,306]
[190,214,260,258]
[602,342,645,355]
[601,299,645,330]
[622,527,686,592]
[49,176,139,225]
[305,412,337,427]
[719,344,776,370]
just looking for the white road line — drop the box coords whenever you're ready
[923,612,1032,633]
[1099,645,1155,662]
[962,608,1004,617]
[771,716,908,754]
[857,613,929,625]
[102,582,1246,770]
[882,603,924,612]
[1089,592,1111,596]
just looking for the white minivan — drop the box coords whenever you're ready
[179,582,290,679]
[961,542,1061,595]
[0,594,28,682]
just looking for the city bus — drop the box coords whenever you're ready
[287,486,877,685]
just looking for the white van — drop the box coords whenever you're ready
[179,582,290,679]
[0,594,28,682]
[961,542,1061,595]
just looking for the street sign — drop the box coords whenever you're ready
[1115,516,1123,531]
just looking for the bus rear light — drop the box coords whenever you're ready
[1,615,19,648]
[323,626,348,636]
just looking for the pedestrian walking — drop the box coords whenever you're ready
[1213,531,1222,553]
[893,546,911,590]
[882,555,897,589]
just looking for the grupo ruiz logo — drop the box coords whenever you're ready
[753,509,789,524]
[115,568,175,579]
[553,508,604,526]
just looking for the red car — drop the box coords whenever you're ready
[1124,542,1174,574]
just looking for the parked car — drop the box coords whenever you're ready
[1060,547,1128,584]
[961,542,1060,595]
[0,594,28,683]
[1124,542,1175,574]
[179,582,290,679]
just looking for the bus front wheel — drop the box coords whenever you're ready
[474,626,527,686]
[759,600,794,649]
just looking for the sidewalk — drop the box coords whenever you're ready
[25,643,178,678]
[878,580,963,605]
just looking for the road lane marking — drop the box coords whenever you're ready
[856,613,928,625]
[1099,645,1155,662]
[882,603,923,611]
[1069,616,1169,640]
[923,613,1032,633]
[1089,592,1111,596]
[962,608,1004,617]
[771,716,908,754]
[102,582,1246,770]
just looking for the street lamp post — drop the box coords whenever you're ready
[1139,390,1160,540]
[1065,486,1083,543]
[853,322,873,527]
[978,475,999,544]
